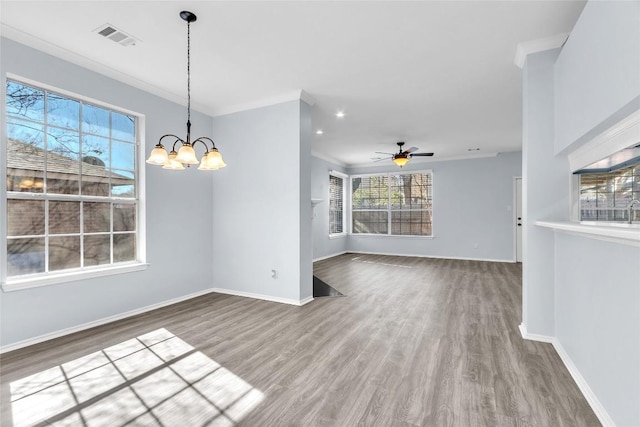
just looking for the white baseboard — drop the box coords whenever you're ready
[211,288,313,307]
[518,323,615,427]
[347,250,514,263]
[518,322,554,343]
[313,251,347,262]
[0,288,217,354]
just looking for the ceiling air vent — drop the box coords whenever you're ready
[94,24,138,47]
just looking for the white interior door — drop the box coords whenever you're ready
[516,177,523,262]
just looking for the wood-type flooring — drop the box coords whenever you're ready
[0,254,600,426]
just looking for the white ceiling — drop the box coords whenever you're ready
[0,1,586,166]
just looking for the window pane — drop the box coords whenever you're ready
[48,93,79,130]
[112,112,135,142]
[579,163,639,222]
[6,81,44,121]
[7,238,45,276]
[352,176,389,209]
[114,234,136,262]
[49,201,80,234]
[390,173,432,210]
[114,203,136,232]
[84,235,111,266]
[49,236,80,271]
[352,211,388,234]
[7,118,45,193]
[7,200,45,236]
[47,127,80,195]
[112,141,135,171]
[82,104,109,137]
[391,211,432,236]
[84,202,110,233]
[329,175,344,234]
[82,134,109,166]
[111,169,135,197]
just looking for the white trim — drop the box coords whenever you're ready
[329,170,348,179]
[211,288,313,307]
[313,251,347,262]
[0,288,217,354]
[348,152,499,168]
[210,89,315,117]
[311,151,348,168]
[329,233,347,240]
[514,33,569,69]
[2,263,149,291]
[518,323,615,427]
[518,322,554,343]
[347,250,514,264]
[568,109,640,172]
[1,24,208,114]
[536,220,640,247]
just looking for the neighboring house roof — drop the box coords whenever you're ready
[7,139,133,184]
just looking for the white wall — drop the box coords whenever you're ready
[0,38,216,348]
[311,156,348,261]
[345,152,522,262]
[211,100,312,304]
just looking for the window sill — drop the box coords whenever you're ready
[2,262,149,292]
[329,233,347,239]
[350,233,434,239]
[535,220,640,247]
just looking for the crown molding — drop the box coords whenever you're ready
[209,89,316,117]
[311,150,348,167]
[1,24,315,118]
[0,23,215,113]
[514,32,569,69]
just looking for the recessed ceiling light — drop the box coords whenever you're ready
[316,129,324,135]
[336,111,345,119]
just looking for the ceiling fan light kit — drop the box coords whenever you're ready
[376,142,434,168]
[146,11,226,171]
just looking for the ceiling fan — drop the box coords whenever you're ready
[374,142,434,167]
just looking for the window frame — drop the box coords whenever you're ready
[1,75,147,291]
[329,170,347,238]
[350,170,434,238]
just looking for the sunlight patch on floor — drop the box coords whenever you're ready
[9,328,264,426]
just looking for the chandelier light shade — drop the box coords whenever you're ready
[146,11,226,171]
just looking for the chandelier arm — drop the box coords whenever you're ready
[192,136,217,150]
[158,134,186,151]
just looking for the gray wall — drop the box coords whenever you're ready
[1,38,215,348]
[521,49,569,337]
[554,0,640,153]
[521,1,640,424]
[346,152,522,262]
[311,156,348,260]
[211,100,312,303]
[555,234,640,426]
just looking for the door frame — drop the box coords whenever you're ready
[513,176,523,263]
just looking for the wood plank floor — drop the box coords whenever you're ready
[0,254,600,426]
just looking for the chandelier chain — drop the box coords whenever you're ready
[187,20,191,124]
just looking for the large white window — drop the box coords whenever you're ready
[351,171,433,236]
[329,172,346,236]
[4,79,143,286]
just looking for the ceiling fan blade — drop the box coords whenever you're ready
[410,152,434,157]
[372,157,391,162]
[404,146,419,153]
[375,151,395,155]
